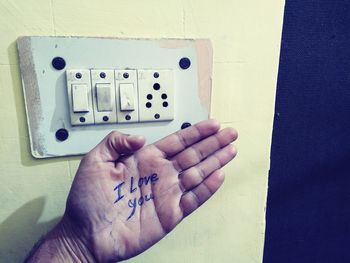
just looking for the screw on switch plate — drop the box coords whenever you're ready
[179,57,191,70]
[55,128,69,141]
[52,57,66,70]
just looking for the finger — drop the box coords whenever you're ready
[154,119,220,158]
[172,127,237,172]
[179,144,236,191]
[180,169,225,217]
[88,131,145,162]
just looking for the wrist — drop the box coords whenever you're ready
[25,216,96,263]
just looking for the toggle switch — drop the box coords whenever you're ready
[72,84,89,112]
[119,83,135,111]
[96,83,113,112]
[115,69,139,123]
[66,69,94,126]
[91,69,117,124]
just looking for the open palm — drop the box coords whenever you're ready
[64,120,237,262]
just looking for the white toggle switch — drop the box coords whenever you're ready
[91,69,117,124]
[66,69,94,125]
[72,84,89,112]
[115,69,138,123]
[96,83,112,112]
[120,83,135,111]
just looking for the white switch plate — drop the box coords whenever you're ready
[17,36,213,158]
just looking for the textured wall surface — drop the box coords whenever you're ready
[0,0,284,262]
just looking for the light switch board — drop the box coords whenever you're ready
[17,36,213,158]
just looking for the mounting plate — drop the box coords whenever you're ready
[17,36,212,158]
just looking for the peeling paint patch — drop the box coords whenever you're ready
[17,37,46,158]
[195,39,213,112]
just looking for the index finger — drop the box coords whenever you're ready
[153,119,220,158]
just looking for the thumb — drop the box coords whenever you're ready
[89,131,145,162]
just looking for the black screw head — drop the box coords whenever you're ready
[179,57,191,70]
[103,116,109,121]
[79,117,86,123]
[153,72,159,78]
[181,122,191,129]
[52,57,66,70]
[55,128,69,141]
[163,101,168,107]
[146,102,152,108]
[161,93,167,99]
[147,94,153,100]
[75,72,82,79]
[154,113,160,119]
[123,72,129,79]
[100,72,106,78]
[125,115,131,121]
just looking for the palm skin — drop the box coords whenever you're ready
[64,120,237,263]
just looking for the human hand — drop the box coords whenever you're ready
[29,120,237,263]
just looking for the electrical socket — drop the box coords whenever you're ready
[138,69,174,122]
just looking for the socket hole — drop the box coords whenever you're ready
[103,116,109,121]
[163,101,168,107]
[125,115,131,121]
[153,83,160,90]
[146,102,152,108]
[154,113,160,119]
[123,72,129,79]
[153,72,159,78]
[161,93,167,99]
[75,72,82,79]
[100,72,106,78]
[147,94,153,100]
[79,117,86,123]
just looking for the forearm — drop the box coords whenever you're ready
[24,217,96,263]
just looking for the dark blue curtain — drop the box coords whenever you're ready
[263,1,350,262]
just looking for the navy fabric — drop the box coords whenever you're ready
[263,0,350,262]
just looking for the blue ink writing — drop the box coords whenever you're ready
[130,177,137,193]
[114,182,125,203]
[113,173,159,220]
[127,193,154,220]
[127,198,136,220]
[130,173,159,192]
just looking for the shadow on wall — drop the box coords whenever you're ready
[0,197,60,262]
